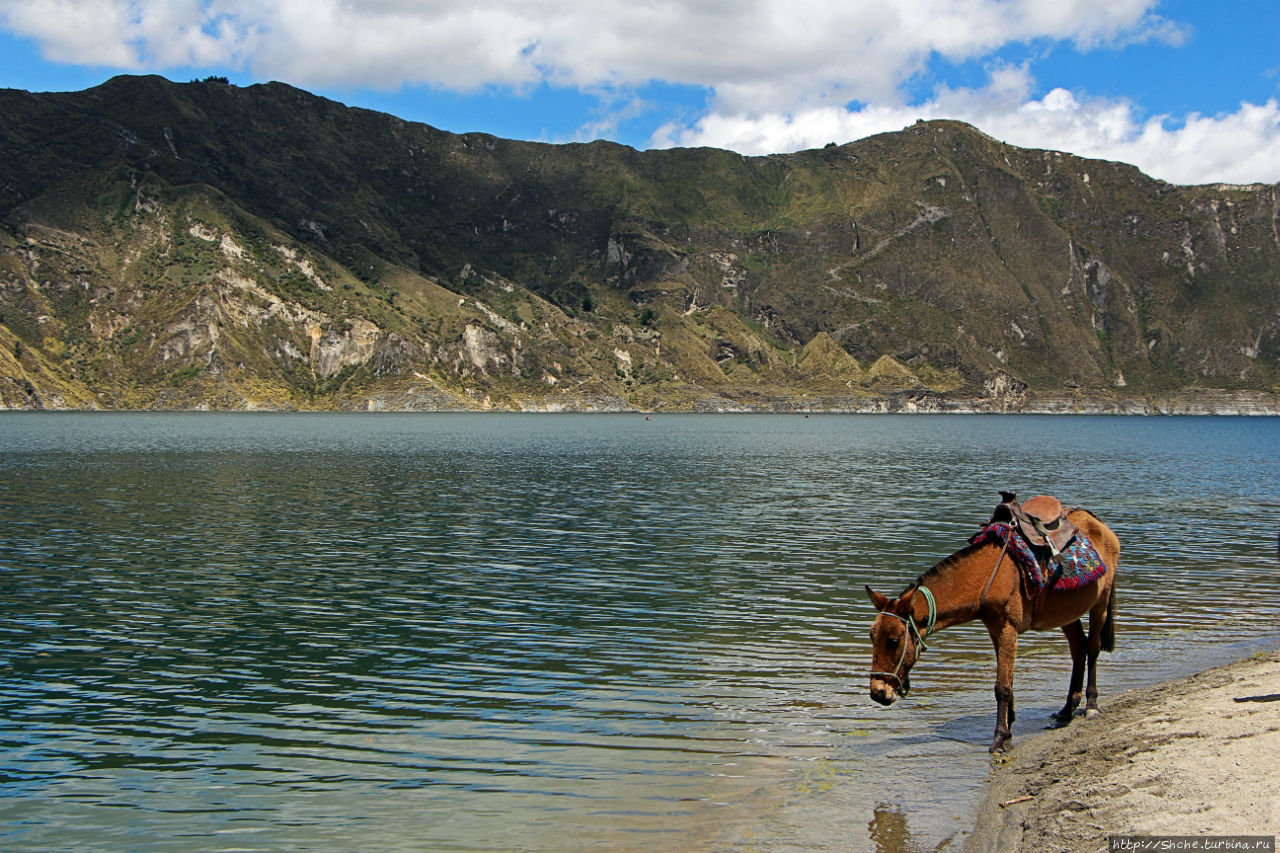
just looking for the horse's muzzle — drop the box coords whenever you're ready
[870,674,909,705]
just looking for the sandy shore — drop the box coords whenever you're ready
[967,647,1280,852]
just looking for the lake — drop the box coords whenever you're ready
[2,413,1278,852]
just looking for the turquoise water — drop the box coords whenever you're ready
[2,413,1278,851]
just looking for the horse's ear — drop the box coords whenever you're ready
[897,587,918,610]
[865,585,891,611]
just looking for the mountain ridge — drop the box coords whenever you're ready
[2,75,1277,412]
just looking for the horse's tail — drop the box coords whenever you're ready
[1100,576,1117,653]
[1073,506,1118,653]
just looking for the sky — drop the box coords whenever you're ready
[0,0,1277,185]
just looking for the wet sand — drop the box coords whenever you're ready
[967,647,1280,852]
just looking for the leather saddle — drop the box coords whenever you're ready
[989,490,1077,561]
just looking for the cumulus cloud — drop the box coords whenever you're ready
[0,0,1171,96]
[0,0,244,68]
[0,0,140,66]
[653,65,1280,185]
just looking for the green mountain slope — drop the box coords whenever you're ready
[2,75,1277,411]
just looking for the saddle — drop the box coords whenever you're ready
[988,491,1077,561]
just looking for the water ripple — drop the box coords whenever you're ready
[1,413,1277,852]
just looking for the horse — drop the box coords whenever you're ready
[864,501,1119,753]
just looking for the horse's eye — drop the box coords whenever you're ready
[887,636,900,647]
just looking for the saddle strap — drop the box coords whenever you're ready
[978,535,1010,609]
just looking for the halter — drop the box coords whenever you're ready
[869,585,936,690]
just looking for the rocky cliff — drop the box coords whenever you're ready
[2,75,1277,412]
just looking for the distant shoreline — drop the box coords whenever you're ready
[2,405,1279,415]
[4,387,1280,417]
[967,647,1280,852]
[5,372,1280,416]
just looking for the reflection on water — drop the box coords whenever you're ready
[869,806,956,853]
[1,413,1277,852]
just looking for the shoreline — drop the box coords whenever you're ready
[966,647,1280,852]
[3,406,1280,416]
[4,387,1280,416]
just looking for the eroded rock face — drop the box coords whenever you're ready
[311,318,381,378]
[984,372,1029,410]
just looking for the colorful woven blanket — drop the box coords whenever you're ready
[970,522,1109,591]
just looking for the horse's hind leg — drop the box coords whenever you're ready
[1055,619,1086,724]
[1083,605,1107,716]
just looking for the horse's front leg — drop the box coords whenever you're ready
[987,622,1019,753]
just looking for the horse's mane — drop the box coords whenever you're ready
[1071,507,1101,523]
[899,539,988,596]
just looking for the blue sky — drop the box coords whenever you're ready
[1,0,1276,184]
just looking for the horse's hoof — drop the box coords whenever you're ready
[1085,708,1100,719]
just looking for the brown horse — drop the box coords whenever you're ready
[864,507,1119,752]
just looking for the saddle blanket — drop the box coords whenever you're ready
[970,522,1109,591]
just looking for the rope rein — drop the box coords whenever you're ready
[917,585,937,651]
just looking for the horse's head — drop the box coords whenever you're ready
[865,585,924,706]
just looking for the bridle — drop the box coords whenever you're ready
[869,585,936,691]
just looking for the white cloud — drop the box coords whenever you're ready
[0,0,139,66]
[0,0,250,68]
[652,66,1280,185]
[0,0,1172,98]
